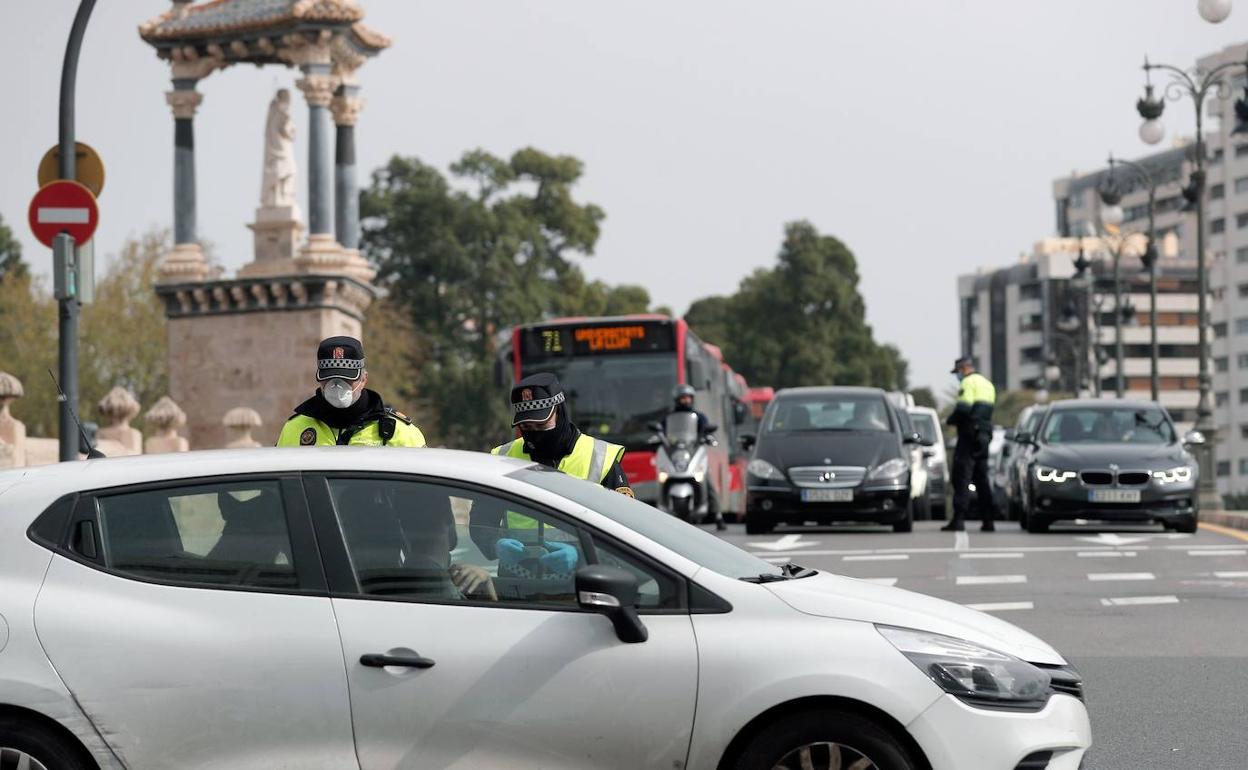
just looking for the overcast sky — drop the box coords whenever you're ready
[0,2,1240,394]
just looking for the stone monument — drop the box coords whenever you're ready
[140,0,389,448]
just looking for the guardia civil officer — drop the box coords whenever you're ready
[943,356,998,532]
[491,373,632,493]
[276,336,426,448]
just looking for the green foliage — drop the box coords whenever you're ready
[0,212,27,282]
[361,148,617,448]
[911,387,938,409]
[686,221,908,391]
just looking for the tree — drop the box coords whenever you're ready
[911,387,938,410]
[685,221,909,391]
[0,212,27,282]
[360,148,608,447]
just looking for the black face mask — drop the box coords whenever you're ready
[522,425,564,459]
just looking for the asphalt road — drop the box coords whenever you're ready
[712,519,1248,770]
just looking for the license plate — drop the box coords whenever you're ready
[802,489,853,503]
[1089,489,1141,503]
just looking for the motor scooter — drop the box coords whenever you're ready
[650,412,717,521]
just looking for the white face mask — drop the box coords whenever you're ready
[322,378,359,409]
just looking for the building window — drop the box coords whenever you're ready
[1238,247,1248,264]
[1241,388,1248,403]
[1236,176,1248,194]
[1235,317,1248,334]
[1213,148,1226,164]
[1241,425,1248,440]
[1240,459,1248,475]
[1216,321,1229,338]
[1237,145,1248,159]
[1212,183,1226,200]
[1239,213,1248,229]
[1018,283,1042,300]
[1217,391,1231,407]
[1212,218,1226,234]
[1217,356,1230,372]
[1238,352,1248,369]
[1218,460,1231,477]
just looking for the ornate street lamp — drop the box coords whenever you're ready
[1198,0,1233,23]
[1135,52,1248,511]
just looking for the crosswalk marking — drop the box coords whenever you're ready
[1088,572,1155,582]
[956,574,1027,585]
[843,554,909,562]
[1214,571,1248,578]
[959,552,1024,559]
[1100,595,1180,606]
[965,601,1034,612]
[1077,551,1137,558]
[1187,549,1247,557]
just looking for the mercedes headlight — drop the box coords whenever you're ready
[868,457,908,480]
[747,458,784,481]
[1035,466,1077,483]
[1153,466,1194,484]
[878,626,1051,710]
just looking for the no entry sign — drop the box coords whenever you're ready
[28,179,98,248]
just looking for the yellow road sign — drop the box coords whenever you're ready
[38,141,105,197]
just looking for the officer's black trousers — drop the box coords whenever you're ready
[950,446,996,526]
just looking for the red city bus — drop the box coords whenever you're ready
[511,315,751,514]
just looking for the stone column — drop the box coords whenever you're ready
[296,65,345,269]
[331,85,362,250]
[160,81,211,283]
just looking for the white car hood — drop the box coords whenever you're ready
[766,572,1064,665]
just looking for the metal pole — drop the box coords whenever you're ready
[1147,186,1159,402]
[1113,245,1124,398]
[57,0,96,462]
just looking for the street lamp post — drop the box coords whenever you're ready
[1101,153,1162,401]
[1136,53,1248,511]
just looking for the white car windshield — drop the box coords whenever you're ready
[510,466,786,580]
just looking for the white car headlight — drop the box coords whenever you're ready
[877,626,1052,710]
[1035,466,1077,483]
[867,457,908,480]
[1153,466,1194,484]
[747,458,784,481]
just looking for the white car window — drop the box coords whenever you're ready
[95,480,296,589]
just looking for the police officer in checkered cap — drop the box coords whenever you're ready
[276,336,426,448]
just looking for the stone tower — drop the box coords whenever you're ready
[140,0,389,447]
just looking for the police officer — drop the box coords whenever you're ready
[276,336,426,448]
[943,356,998,532]
[669,384,726,530]
[491,373,632,493]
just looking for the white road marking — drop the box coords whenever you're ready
[1214,571,1248,578]
[965,601,1034,612]
[954,531,969,552]
[843,554,909,562]
[959,552,1024,559]
[744,543,1246,558]
[747,534,820,552]
[1188,549,1247,557]
[1088,572,1155,582]
[37,207,90,224]
[1100,595,1180,606]
[956,574,1027,586]
[1078,551,1137,558]
[859,577,899,586]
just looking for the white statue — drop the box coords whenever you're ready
[261,89,297,207]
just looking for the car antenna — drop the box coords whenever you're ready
[47,369,106,459]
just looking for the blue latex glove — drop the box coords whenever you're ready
[539,540,579,574]
[495,538,526,567]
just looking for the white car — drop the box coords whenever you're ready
[908,407,948,519]
[0,448,1091,770]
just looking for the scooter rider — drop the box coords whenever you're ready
[276,336,426,448]
[668,384,726,530]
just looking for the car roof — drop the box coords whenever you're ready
[1047,398,1162,411]
[774,386,886,398]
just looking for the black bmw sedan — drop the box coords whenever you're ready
[1017,399,1201,533]
[741,387,931,534]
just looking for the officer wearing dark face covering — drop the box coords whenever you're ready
[490,373,631,493]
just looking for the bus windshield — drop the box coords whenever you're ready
[522,354,676,449]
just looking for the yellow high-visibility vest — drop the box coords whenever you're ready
[491,434,623,529]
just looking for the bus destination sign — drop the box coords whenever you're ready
[523,322,675,358]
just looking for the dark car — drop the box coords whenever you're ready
[1003,404,1049,520]
[741,387,932,534]
[1017,399,1201,533]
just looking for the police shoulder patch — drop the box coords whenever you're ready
[386,407,413,425]
[299,428,318,446]
[615,486,636,498]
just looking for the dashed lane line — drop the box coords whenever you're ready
[1187,549,1247,557]
[1213,571,1248,578]
[955,575,1027,586]
[958,552,1024,559]
[1077,551,1137,558]
[1100,595,1180,606]
[1087,572,1156,581]
[843,554,909,562]
[964,601,1034,612]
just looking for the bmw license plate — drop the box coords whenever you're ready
[1089,489,1141,504]
[802,489,853,503]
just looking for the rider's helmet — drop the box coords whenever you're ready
[672,384,696,409]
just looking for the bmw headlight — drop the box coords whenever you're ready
[747,458,784,481]
[1035,466,1077,483]
[867,457,908,481]
[877,626,1052,710]
[1153,466,1194,484]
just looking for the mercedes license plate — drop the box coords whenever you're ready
[802,489,853,503]
[1089,489,1141,504]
